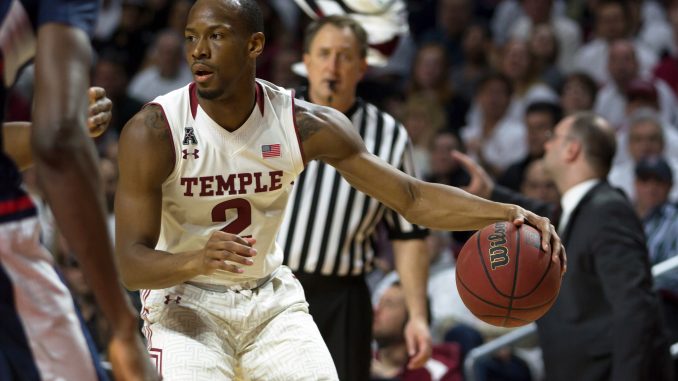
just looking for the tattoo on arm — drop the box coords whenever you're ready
[142,106,170,141]
[144,107,166,130]
[295,107,324,142]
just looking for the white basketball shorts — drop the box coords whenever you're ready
[140,265,338,380]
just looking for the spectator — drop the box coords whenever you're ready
[449,22,493,103]
[509,0,582,73]
[498,101,562,191]
[593,40,678,130]
[653,1,678,98]
[425,129,469,187]
[407,42,469,131]
[127,29,192,103]
[419,0,473,67]
[371,282,462,381]
[527,23,564,90]
[633,156,678,343]
[559,71,598,116]
[608,110,678,202]
[498,38,559,122]
[92,51,143,135]
[403,94,446,177]
[94,0,153,76]
[520,158,560,205]
[572,0,657,84]
[461,72,527,177]
[626,0,673,59]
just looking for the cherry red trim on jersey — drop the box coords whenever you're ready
[147,103,176,172]
[0,194,35,216]
[189,82,198,119]
[255,81,265,116]
[290,89,307,167]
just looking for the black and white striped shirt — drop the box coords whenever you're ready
[278,95,428,277]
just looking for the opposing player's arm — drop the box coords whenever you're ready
[115,105,256,290]
[34,23,158,380]
[3,87,112,170]
[296,100,561,259]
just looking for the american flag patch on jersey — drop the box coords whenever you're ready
[261,144,281,158]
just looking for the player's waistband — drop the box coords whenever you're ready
[185,268,278,292]
[0,194,37,224]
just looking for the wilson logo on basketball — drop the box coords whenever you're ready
[488,222,510,270]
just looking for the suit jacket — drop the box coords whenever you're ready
[492,181,673,381]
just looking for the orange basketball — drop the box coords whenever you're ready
[455,222,561,327]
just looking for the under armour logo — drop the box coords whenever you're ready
[182,149,199,159]
[183,127,198,145]
[164,295,181,304]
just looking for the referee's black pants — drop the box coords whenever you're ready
[295,272,372,381]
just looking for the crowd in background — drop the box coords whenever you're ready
[6,0,678,380]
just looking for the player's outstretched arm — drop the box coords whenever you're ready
[3,87,112,170]
[295,100,563,264]
[115,105,257,291]
[32,24,157,380]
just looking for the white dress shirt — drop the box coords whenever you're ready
[558,179,600,234]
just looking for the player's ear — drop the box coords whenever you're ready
[248,32,265,58]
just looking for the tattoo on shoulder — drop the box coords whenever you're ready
[295,106,325,142]
[144,106,166,131]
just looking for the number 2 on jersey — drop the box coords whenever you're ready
[211,199,252,235]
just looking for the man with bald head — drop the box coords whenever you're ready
[594,39,678,130]
[457,112,673,381]
[113,0,564,379]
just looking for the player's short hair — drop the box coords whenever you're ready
[237,0,264,34]
[570,112,617,176]
[303,15,369,58]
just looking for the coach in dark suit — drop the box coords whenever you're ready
[456,112,673,381]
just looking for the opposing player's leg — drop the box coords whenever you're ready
[239,267,338,381]
[141,285,238,380]
[0,217,99,380]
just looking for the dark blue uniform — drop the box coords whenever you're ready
[0,1,106,380]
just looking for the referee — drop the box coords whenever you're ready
[278,16,432,381]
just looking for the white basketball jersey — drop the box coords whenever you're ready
[151,79,305,285]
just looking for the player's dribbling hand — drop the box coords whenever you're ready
[510,207,567,276]
[108,331,160,381]
[452,150,567,276]
[88,86,112,137]
[196,231,257,275]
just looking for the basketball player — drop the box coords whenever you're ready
[114,0,565,379]
[0,1,157,380]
